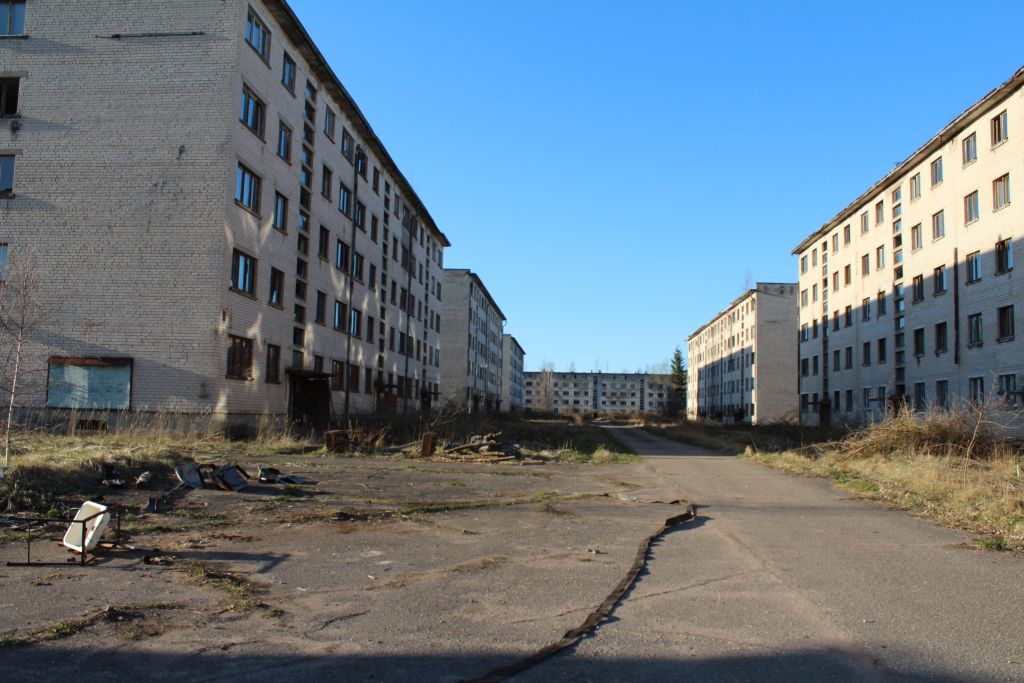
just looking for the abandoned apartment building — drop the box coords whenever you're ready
[439,269,507,413]
[0,0,451,426]
[523,372,673,415]
[501,334,526,412]
[795,66,1024,426]
[687,283,799,424]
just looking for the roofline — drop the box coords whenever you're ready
[444,268,507,321]
[792,65,1024,255]
[687,282,797,341]
[503,333,525,355]
[266,0,451,247]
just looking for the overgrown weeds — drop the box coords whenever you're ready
[745,407,1024,551]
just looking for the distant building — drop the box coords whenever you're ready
[501,335,526,412]
[440,269,505,412]
[794,66,1024,425]
[687,283,799,424]
[523,372,672,414]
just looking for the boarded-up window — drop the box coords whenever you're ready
[47,357,132,410]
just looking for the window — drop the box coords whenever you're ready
[876,245,885,269]
[936,380,949,408]
[862,341,871,366]
[277,122,292,162]
[860,253,869,276]
[912,274,924,302]
[0,243,7,280]
[996,238,1013,274]
[265,344,280,384]
[844,305,852,327]
[964,190,979,224]
[341,128,353,160]
[930,157,943,186]
[877,291,887,316]
[874,200,884,225]
[998,305,1014,341]
[843,264,851,286]
[339,183,351,214]
[273,193,288,231]
[333,300,346,330]
[800,289,808,307]
[843,224,851,245]
[281,52,296,94]
[860,212,869,233]
[832,233,839,253]
[349,308,362,337]
[991,110,1008,146]
[226,335,254,380]
[968,313,983,346]
[268,267,283,307]
[998,374,1017,405]
[935,322,948,353]
[0,154,13,193]
[335,240,349,272]
[832,349,840,372]
[324,108,336,140]
[0,1,25,36]
[321,165,333,200]
[966,251,981,283]
[845,346,853,369]
[245,9,270,62]
[962,132,977,165]
[351,252,364,280]
[931,210,944,240]
[878,337,887,364]
[0,77,18,116]
[240,86,265,137]
[315,291,326,325]
[317,226,329,259]
[969,377,985,404]
[993,173,1011,210]
[331,360,344,390]
[862,297,870,321]
[913,328,925,356]
[355,201,366,228]
[909,173,921,200]
[933,265,946,295]
[800,255,808,274]
[230,249,256,294]
[305,80,317,102]
[910,223,922,251]
[235,163,261,213]
[372,167,380,193]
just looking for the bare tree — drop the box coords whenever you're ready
[534,363,556,413]
[0,247,48,468]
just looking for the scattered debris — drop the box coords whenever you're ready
[135,472,154,489]
[175,463,206,489]
[212,465,250,492]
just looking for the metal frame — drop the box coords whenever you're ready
[4,504,122,567]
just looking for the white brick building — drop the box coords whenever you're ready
[0,0,448,427]
[440,269,505,412]
[523,372,672,415]
[687,283,799,424]
[500,334,525,412]
[795,67,1024,426]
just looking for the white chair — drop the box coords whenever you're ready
[62,501,110,553]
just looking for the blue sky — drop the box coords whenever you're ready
[291,0,1024,372]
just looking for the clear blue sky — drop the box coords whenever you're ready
[291,0,1024,372]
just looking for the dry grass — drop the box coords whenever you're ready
[642,417,831,455]
[745,407,1024,551]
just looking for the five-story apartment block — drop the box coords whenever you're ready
[523,372,671,414]
[440,269,505,412]
[688,283,798,424]
[501,334,526,412]
[0,0,447,427]
[795,67,1024,425]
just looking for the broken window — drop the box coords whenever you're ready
[226,337,253,380]
[47,357,133,409]
[0,77,17,116]
[266,344,280,384]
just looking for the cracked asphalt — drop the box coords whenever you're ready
[1,428,1022,682]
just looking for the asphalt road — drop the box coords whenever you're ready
[522,427,1024,682]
